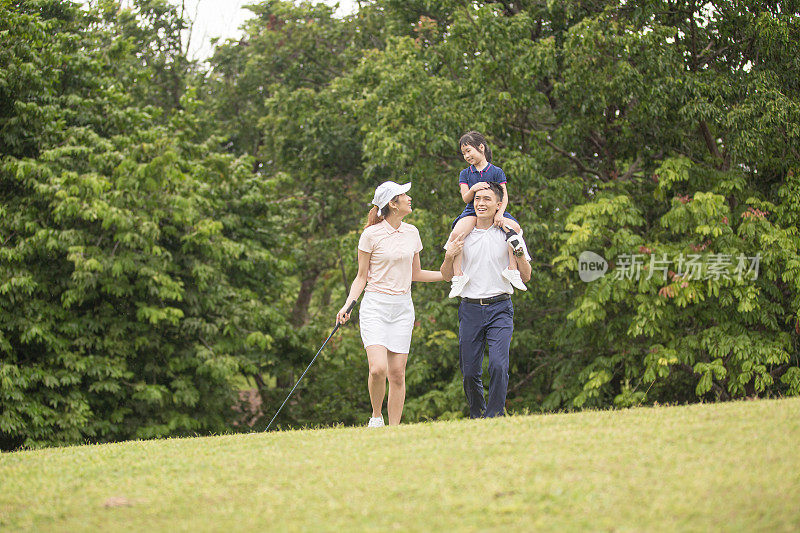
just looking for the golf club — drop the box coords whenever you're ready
[265,299,358,431]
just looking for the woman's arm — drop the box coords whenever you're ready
[412,252,444,282]
[337,249,370,324]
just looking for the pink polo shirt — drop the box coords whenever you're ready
[358,220,423,295]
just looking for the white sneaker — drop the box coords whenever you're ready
[502,268,527,291]
[367,416,385,428]
[449,274,469,298]
[507,234,524,257]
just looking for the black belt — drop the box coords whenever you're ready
[460,294,511,306]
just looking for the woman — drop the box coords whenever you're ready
[337,181,443,427]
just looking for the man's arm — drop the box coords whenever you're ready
[440,234,464,281]
[515,251,532,282]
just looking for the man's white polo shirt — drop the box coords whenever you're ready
[446,226,531,299]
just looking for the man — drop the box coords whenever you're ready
[440,182,532,418]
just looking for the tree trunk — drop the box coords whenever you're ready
[291,269,319,327]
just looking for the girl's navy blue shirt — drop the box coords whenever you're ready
[455,163,516,223]
[458,163,507,189]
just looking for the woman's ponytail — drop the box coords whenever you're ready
[365,203,393,229]
[366,206,382,228]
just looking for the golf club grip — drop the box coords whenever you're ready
[333,299,358,330]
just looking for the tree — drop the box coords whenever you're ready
[200,2,392,424]
[3,0,799,448]
[1,0,293,449]
[334,0,800,412]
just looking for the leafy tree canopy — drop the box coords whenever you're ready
[2,0,798,449]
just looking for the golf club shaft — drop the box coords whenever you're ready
[265,299,357,431]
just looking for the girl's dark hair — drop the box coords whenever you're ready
[365,196,397,228]
[459,131,492,162]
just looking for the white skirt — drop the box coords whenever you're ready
[359,291,415,354]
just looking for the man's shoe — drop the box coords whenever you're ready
[367,416,385,428]
[449,274,469,298]
[502,268,527,291]
[506,234,524,257]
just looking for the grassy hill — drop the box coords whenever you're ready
[2,398,799,532]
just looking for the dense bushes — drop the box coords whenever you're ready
[2,0,799,449]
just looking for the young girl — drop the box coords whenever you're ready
[447,131,526,297]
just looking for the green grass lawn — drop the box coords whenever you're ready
[2,398,799,532]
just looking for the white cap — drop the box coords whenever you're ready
[371,181,411,212]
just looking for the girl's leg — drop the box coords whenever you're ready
[506,228,523,270]
[502,219,523,270]
[366,345,389,418]
[448,216,477,276]
[386,351,409,425]
[500,219,528,291]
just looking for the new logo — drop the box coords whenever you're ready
[578,251,608,282]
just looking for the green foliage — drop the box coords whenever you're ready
[551,1,800,406]
[3,0,800,448]
[1,1,293,449]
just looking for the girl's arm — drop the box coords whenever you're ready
[460,182,491,203]
[337,249,370,324]
[412,252,444,282]
[497,182,510,215]
[493,182,513,228]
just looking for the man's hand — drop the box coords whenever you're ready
[440,233,464,281]
[445,232,465,260]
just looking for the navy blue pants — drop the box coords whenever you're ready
[458,299,514,418]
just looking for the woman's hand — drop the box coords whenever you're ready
[336,301,353,325]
